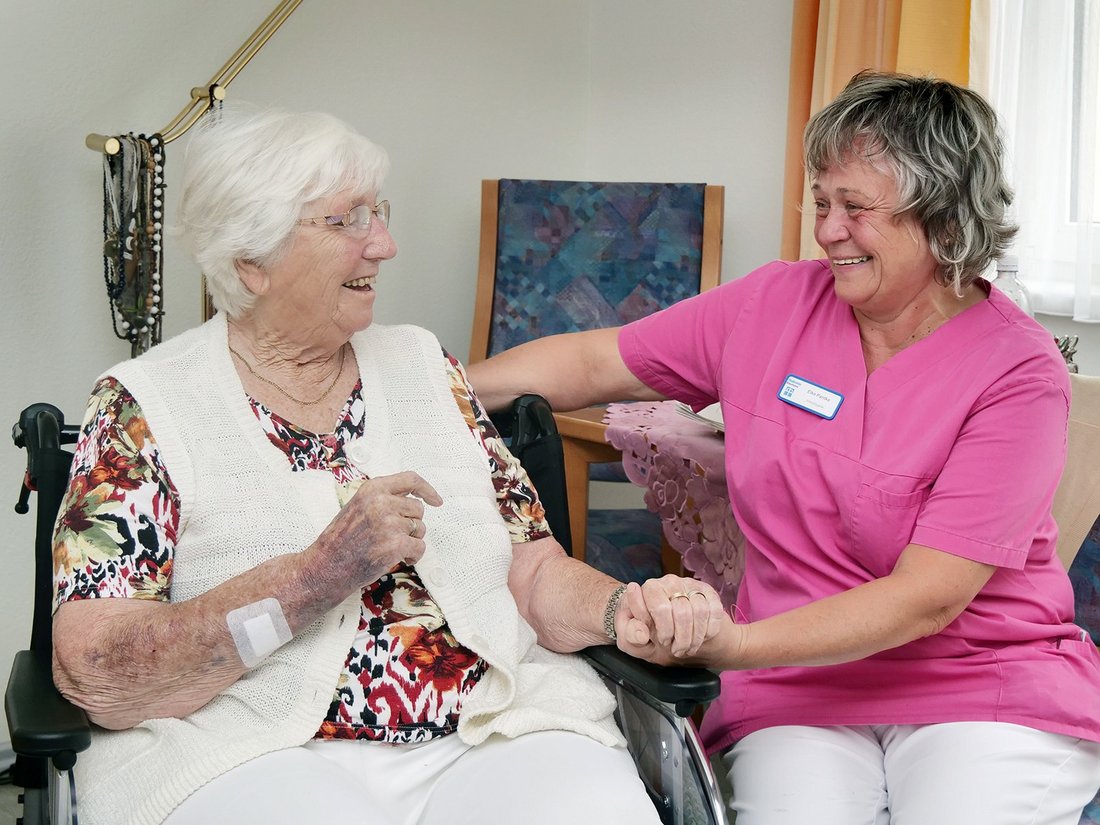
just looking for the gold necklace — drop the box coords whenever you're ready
[228,343,347,407]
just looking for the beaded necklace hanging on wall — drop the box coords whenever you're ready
[102,134,165,358]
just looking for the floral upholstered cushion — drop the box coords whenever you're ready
[1069,514,1100,645]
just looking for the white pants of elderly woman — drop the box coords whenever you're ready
[163,730,659,824]
[722,722,1100,825]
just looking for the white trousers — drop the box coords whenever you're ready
[163,730,660,825]
[721,722,1100,825]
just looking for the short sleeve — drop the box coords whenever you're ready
[618,262,780,406]
[442,350,552,543]
[53,377,180,606]
[912,375,1071,569]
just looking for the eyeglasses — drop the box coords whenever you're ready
[297,200,390,232]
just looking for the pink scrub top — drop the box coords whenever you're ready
[618,259,1100,755]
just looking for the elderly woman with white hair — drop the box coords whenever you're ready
[49,104,724,825]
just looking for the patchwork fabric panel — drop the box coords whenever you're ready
[488,179,707,357]
[1069,514,1100,644]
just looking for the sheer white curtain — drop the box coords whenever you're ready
[974,0,1100,320]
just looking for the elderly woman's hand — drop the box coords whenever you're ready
[614,575,728,665]
[308,471,443,590]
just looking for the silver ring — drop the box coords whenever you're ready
[407,518,418,537]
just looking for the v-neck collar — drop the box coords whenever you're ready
[861,282,999,416]
[814,281,1000,459]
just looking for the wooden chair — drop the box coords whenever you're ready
[468,178,724,564]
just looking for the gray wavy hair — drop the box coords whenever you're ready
[177,103,389,318]
[803,70,1016,291]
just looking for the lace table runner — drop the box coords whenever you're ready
[603,401,744,608]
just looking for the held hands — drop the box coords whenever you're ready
[614,575,728,667]
[312,471,443,589]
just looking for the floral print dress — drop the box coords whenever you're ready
[53,349,550,744]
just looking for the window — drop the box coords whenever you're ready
[977,0,1100,320]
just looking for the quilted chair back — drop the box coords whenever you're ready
[472,179,721,361]
[467,178,722,573]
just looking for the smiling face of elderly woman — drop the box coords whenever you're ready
[235,189,397,353]
[178,104,393,336]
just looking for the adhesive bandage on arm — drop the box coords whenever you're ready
[226,598,293,668]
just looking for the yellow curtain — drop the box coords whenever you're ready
[897,1,970,83]
[780,0,971,261]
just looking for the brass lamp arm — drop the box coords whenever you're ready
[85,0,302,154]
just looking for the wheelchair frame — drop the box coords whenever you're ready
[7,404,88,825]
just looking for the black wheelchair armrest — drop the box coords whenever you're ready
[581,644,720,719]
[6,650,91,771]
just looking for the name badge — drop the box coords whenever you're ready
[777,374,844,420]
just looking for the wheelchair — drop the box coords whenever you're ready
[5,396,728,825]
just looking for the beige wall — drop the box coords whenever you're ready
[0,0,795,748]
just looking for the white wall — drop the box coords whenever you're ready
[585,0,792,281]
[0,0,795,746]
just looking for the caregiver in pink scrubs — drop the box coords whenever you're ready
[467,71,1100,825]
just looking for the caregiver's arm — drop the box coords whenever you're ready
[465,328,664,413]
[623,544,996,669]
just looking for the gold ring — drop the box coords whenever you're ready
[670,592,691,601]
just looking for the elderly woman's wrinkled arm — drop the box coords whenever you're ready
[53,471,441,730]
[53,553,326,730]
[466,327,664,413]
[507,536,723,656]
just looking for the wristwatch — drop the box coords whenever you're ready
[603,583,628,641]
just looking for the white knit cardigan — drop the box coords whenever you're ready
[72,313,622,825]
